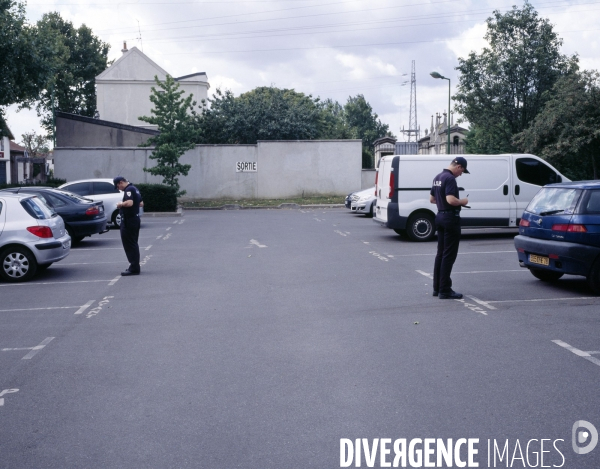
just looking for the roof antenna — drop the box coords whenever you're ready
[137,20,143,52]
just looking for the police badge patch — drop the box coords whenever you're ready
[126,191,131,196]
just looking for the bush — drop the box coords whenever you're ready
[136,183,177,212]
[0,178,66,190]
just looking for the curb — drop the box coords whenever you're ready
[183,204,345,211]
[143,207,183,217]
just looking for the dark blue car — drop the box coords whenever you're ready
[514,181,600,293]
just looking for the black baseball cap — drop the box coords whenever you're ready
[452,157,470,173]
[113,176,127,188]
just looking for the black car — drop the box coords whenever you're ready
[2,187,108,244]
[514,181,600,293]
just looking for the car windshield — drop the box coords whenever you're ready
[526,187,582,215]
[20,196,55,220]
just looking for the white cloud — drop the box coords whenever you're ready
[445,22,489,60]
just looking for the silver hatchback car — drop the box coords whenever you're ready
[0,192,71,282]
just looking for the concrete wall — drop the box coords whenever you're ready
[361,169,375,190]
[54,140,362,199]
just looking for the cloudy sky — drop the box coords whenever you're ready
[5,0,600,145]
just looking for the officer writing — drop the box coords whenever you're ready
[113,176,142,276]
[429,157,470,299]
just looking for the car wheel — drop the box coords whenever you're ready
[530,268,564,282]
[112,210,122,227]
[586,258,600,294]
[406,212,436,242]
[367,202,374,218]
[0,246,38,282]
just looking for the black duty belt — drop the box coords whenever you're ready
[438,209,460,213]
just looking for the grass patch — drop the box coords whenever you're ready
[181,195,345,208]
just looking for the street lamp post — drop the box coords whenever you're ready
[430,72,451,155]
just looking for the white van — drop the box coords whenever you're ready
[373,154,569,241]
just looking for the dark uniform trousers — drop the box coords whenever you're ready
[433,212,461,293]
[120,215,141,273]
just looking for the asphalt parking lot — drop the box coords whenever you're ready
[1,208,599,468]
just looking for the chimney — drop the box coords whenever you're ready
[121,41,128,54]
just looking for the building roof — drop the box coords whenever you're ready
[56,111,160,135]
[10,141,26,152]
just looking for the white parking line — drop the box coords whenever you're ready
[0,389,19,407]
[166,227,171,231]
[74,300,95,315]
[250,239,267,248]
[552,340,600,367]
[1,337,55,360]
[396,250,515,258]
[145,245,152,251]
[0,306,82,313]
[53,262,123,266]
[488,296,599,304]
[454,270,525,274]
[466,295,497,310]
[108,276,121,286]
[416,270,433,280]
[0,280,117,287]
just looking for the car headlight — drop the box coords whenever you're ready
[358,195,372,202]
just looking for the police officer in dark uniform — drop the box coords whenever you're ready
[113,176,142,276]
[429,157,470,299]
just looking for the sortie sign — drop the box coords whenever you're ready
[236,162,257,172]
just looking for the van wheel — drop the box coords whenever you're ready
[0,246,38,282]
[530,269,564,282]
[587,259,600,294]
[406,213,436,242]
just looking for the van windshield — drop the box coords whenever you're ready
[526,188,582,215]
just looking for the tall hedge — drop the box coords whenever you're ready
[136,183,177,212]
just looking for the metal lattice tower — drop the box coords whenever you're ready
[401,60,420,142]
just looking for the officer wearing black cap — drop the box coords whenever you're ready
[429,157,470,299]
[113,176,142,276]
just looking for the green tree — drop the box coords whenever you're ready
[514,70,600,180]
[454,2,578,153]
[196,87,322,144]
[0,1,46,128]
[343,94,392,168]
[32,13,109,137]
[139,75,197,196]
[21,131,50,156]
[316,98,351,140]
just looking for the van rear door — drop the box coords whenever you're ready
[511,155,568,224]
[373,155,395,224]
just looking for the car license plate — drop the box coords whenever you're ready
[529,254,549,266]
[63,239,71,249]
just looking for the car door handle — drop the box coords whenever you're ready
[503,185,508,196]
[515,185,520,196]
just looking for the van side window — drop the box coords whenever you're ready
[516,158,559,186]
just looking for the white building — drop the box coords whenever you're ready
[0,118,13,184]
[95,44,210,130]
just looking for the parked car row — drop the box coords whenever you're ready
[346,154,600,294]
[0,178,129,283]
